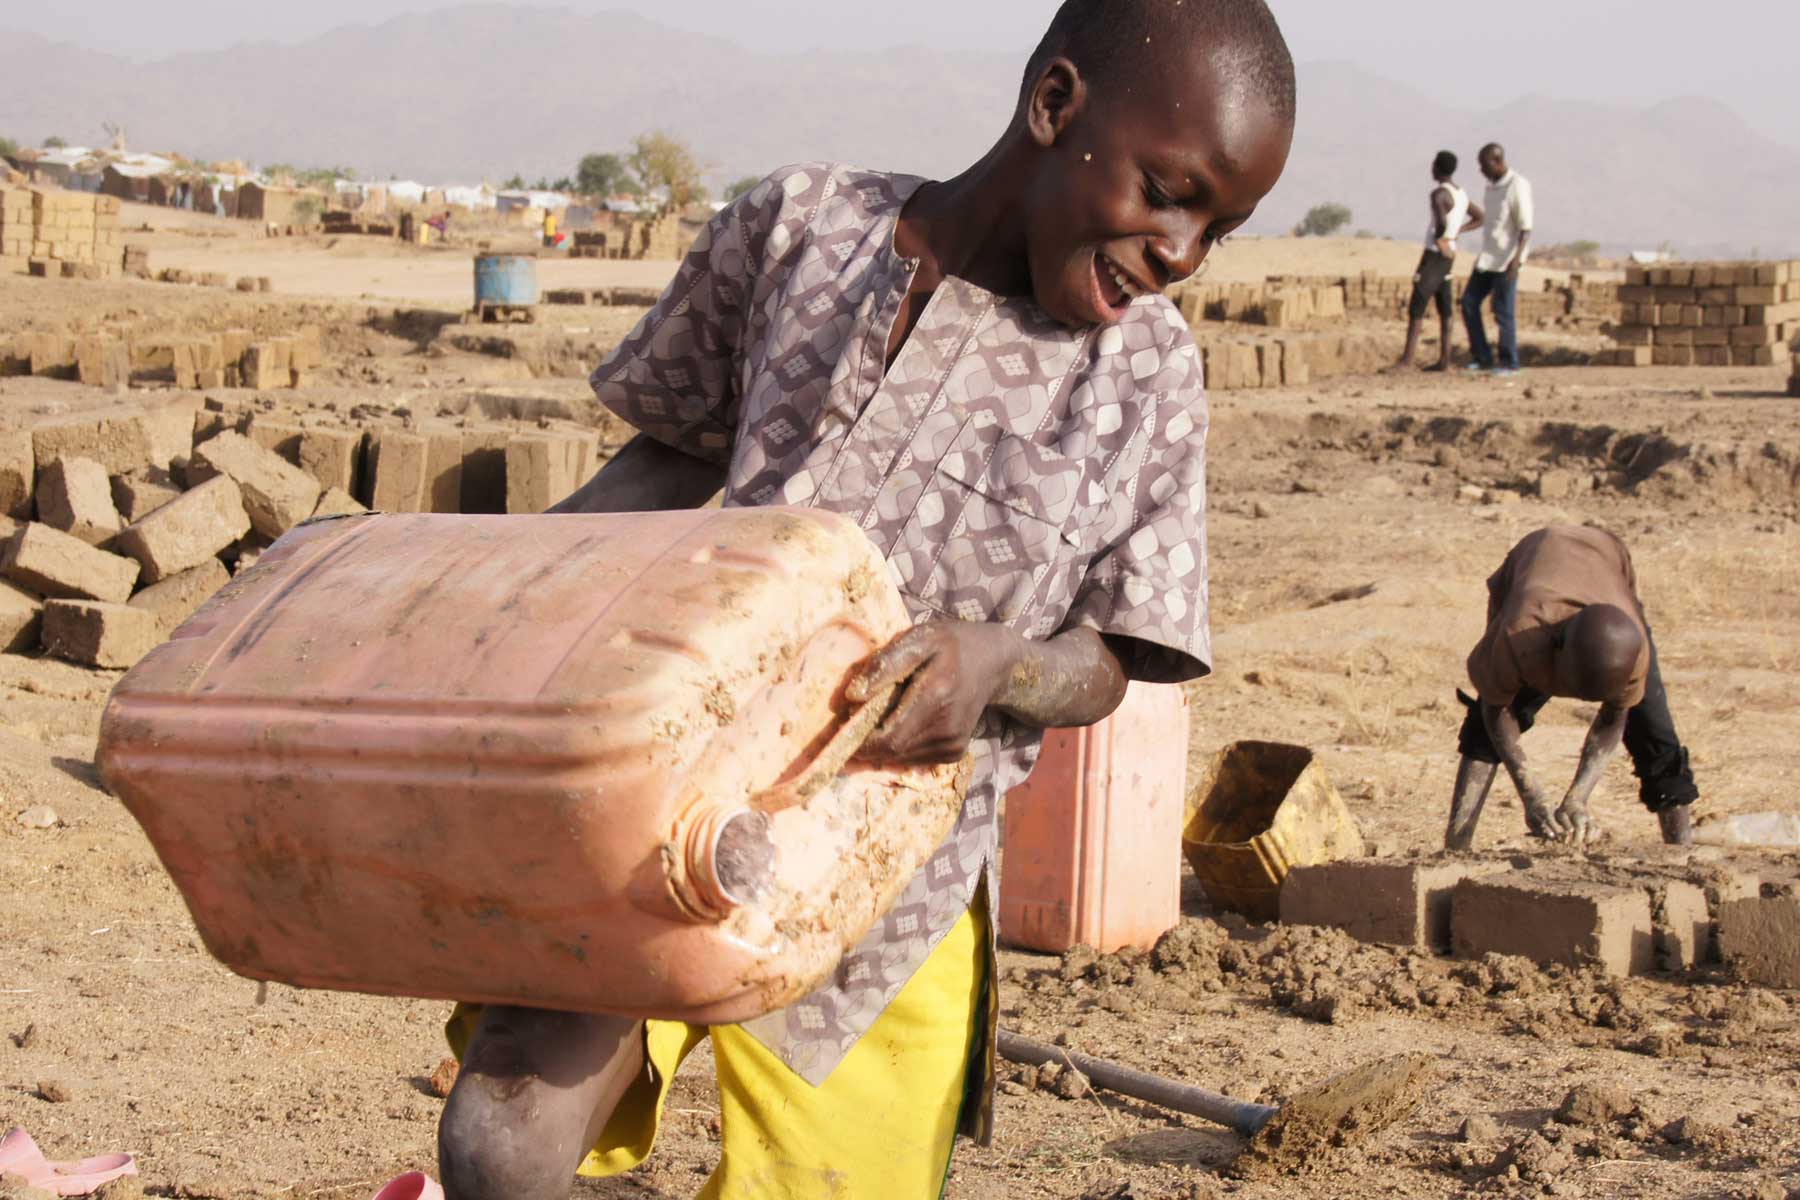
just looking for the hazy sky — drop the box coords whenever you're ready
[11,0,1799,147]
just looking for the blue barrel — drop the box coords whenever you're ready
[473,254,538,308]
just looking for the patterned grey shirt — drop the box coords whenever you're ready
[590,162,1212,1090]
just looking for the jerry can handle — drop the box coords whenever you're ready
[750,679,900,815]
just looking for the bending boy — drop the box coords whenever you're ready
[1446,524,1699,850]
[436,2,1294,1197]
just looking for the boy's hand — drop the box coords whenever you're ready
[846,624,1024,766]
[1553,793,1594,845]
[1519,781,1559,840]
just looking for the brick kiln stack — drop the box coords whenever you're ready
[1603,260,1800,368]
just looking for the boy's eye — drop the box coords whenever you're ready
[1143,178,1176,210]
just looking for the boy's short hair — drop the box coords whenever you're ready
[1022,0,1296,124]
[1434,150,1459,177]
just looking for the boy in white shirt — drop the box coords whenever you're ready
[1461,142,1534,377]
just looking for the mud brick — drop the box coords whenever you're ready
[40,599,160,669]
[1717,892,1800,988]
[127,558,230,637]
[1623,265,1648,286]
[460,427,512,514]
[1652,287,1695,305]
[218,329,253,385]
[26,259,49,278]
[1613,325,1652,346]
[1256,341,1283,388]
[1664,267,1692,287]
[1650,881,1713,973]
[171,338,223,390]
[545,288,591,305]
[1615,345,1652,367]
[32,407,158,476]
[28,333,76,378]
[505,431,598,514]
[369,428,462,513]
[1698,287,1734,305]
[1616,285,1654,304]
[191,430,322,538]
[110,468,183,522]
[1730,325,1779,347]
[1452,876,1654,976]
[1281,857,1510,952]
[1752,263,1785,286]
[241,341,290,390]
[0,428,30,518]
[1680,305,1703,328]
[117,476,251,583]
[1656,305,1684,325]
[312,487,368,519]
[298,426,365,495]
[1735,286,1781,306]
[0,579,42,653]
[2,522,140,603]
[1689,266,1715,287]
[1692,327,1729,347]
[35,456,123,547]
[244,417,305,464]
[75,335,130,388]
[1279,339,1311,385]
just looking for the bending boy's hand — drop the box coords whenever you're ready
[846,624,1023,766]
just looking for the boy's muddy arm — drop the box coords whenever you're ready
[847,624,1129,766]
[547,433,726,515]
[1481,703,1559,838]
[1555,704,1627,844]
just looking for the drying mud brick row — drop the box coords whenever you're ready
[115,476,252,583]
[40,599,161,669]
[1279,857,1511,952]
[190,431,323,538]
[506,429,599,514]
[1603,258,1800,367]
[2,521,141,603]
[35,456,124,547]
[0,186,120,278]
[1,429,31,517]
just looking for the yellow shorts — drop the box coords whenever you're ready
[446,898,987,1200]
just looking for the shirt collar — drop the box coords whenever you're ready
[1491,169,1517,189]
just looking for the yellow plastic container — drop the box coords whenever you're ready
[1182,742,1364,920]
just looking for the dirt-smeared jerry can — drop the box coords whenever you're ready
[999,683,1189,954]
[96,509,968,1024]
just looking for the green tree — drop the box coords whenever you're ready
[0,136,18,159]
[502,174,527,190]
[629,130,706,209]
[723,175,761,203]
[1293,202,1352,238]
[576,153,634,198]
[42,135,67,149]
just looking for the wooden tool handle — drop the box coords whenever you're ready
[751,680,899,814]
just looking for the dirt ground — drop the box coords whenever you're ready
[1,223,1797,1200]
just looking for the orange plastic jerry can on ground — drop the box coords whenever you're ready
[96,509,967,1025]
[998,681,1190,954]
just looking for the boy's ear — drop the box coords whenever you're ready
[1025,57,1088,148]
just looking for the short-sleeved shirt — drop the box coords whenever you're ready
[591,162,1212,1093]
[1467,525,1650,708]
[1476,168,1535,272]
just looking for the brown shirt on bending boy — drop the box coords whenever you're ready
[1448,525,1699,850]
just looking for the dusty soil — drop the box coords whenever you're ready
[1,229,1797,1200]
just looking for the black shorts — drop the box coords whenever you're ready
[1408,250,1455,321]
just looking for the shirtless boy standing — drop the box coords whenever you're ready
[434,2,1295,1196]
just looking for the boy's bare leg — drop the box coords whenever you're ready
[1445,754,1499,850]
[1389,317,1423,370]
[1427,310,1454,371]
[439,1006,646,1200]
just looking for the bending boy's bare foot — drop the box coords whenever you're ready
[1423,360,1450,373]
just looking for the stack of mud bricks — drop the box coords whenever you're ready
[1280,854,1797,985]
[1604,260,1800,368]
[0,186,121,279]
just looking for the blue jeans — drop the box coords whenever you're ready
[1461,269,1518,370]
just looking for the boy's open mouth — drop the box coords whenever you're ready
[1090,251,1146,320]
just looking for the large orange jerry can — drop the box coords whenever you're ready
[96,509,966,1025]
[998,682,1189,954]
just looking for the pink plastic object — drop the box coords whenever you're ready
[998,682,1189,954]
[96,510,967,1024]
[0,1127,138,1197]
[371,1173,444,1200]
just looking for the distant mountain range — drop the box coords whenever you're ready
[5,4,1796,257]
